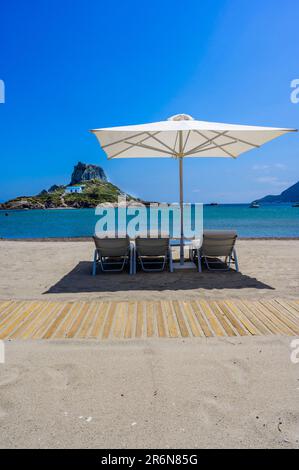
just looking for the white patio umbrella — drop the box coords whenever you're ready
[91,114,296,266]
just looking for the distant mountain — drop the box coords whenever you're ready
[255,180,299,203]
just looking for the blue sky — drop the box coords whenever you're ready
[0,0,298,203]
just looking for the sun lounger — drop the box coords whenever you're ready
[135,237,173,273]
[193,230,239,272]
[92,236,134,275]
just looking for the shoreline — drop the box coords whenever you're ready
[1,201,298,209]
[1,236,299,242]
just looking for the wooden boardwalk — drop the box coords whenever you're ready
[0,299,298,340]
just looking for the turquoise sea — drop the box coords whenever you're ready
[0,204,298,238]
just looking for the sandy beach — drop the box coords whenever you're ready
[0,239,299,449]
[0,239,298,301]
[0,336,299,449]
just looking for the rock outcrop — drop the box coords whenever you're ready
[70,162,107,185]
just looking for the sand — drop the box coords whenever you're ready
[0,336,299,449]
[0,239,298,301]
[0,240,298,449]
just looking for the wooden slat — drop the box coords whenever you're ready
[173,301,189,337]
[77,302,98,338]
[163,301,179,338]
[156,302,166,338]
[43,302,74,339]
[209,300,238,336]
[21,302,58,339]
[190,301,213,337]
[236,300,272,335]
[260,300,299,335]
[0,301,26,330]
[135,302,144,338]
[242,301,281,335]
[224,300,259,335]
[102,302,117,339]
[181,301,202,337]
[0,301,13,315]
[198,300,225,336]
[275,299,299,319]
[53,302,79,339]
[124,302,136,339]
[2,302,40,339]
[215,300,248,336]
[113,302,126,339]
[0,302,37,339]
[66,302,92,338]
[31,303,65,339]
[252,301,293,335]
[146,302,155,337]
[90,302,109,338]
[10,302,47,339]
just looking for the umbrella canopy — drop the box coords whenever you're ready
[91,114,296,265]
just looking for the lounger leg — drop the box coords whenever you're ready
[233,248,239,272]
[100,256,127,272]
[169,247,174,273]
[98,255,104,272]
[197,250,202,272]
[138,254,167,272]
[132,245,136,274]
[129,244,132,275]
[204,256,212,271]
[129,243,134,275]
[92,249,98,276]
[204,256,231,271]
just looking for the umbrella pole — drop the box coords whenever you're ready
[179,157,184,265]
[179,130,184,265]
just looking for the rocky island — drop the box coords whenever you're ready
[0,162,142,210]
